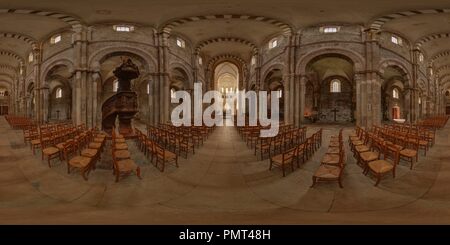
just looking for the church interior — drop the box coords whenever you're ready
[1,0,450,224]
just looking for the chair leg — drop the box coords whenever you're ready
[82,171,88,181]
[136,167,142,179]
[338,177,343,188]
[310,176,316,188]
[374,175,381,186]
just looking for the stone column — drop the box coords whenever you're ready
[155,32,171,124]
[91,72,100,128]
[148,74,157,125]
[299,75,306,125]
[354,73,365,127]
[366,72,382,127]
[293,74,300,126]
[42,84,49,122]
[72,25,89,126]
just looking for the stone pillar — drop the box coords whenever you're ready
[42,84,49,122]
[299,75,306,125]
[293,75,300,126]
[155,32,171,124]
[354,73,365,127]
[73,71,82,125]
[148,74,157,125]
[72,25,89,126]
[366,72,382,127]
[91,72,100,128]
[30,44,42,123]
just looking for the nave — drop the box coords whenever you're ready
[1,115,450,224]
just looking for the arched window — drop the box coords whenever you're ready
[113,80,118,92]
[55,88,62,98]
[393,88,399,99]
[330,79,341,93]
[147,82,150,94]
[170,88,176,99]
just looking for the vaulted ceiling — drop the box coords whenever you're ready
[1,0,450,85]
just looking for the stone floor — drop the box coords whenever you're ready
[1,115,450,224]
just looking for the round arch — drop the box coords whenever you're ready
[88,46,157,73]
[168,63,193,89]
[40,59,74,83]
[378,59,413,87]
[296,48,365,74]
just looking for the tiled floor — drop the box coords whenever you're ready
[1,116,450,224]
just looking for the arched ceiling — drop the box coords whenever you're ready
[307,57,354,81]
[1,0,450,87]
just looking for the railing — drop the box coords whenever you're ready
[101,91,138,134]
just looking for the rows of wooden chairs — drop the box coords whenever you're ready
[311,128,346,188]
[238,124,308,160]
[269,129,322,177]
[21,121,107,180]
[148,123,214,150]
[63,129,106,180]
[418,115,449,129]
[5,115,35,129]
[349,122,440,186]
[134,128,178,172]
[111,127,141,182]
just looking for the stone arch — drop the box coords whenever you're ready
[378,59,412,87]
[261,63,285,87]
[88,46,157,73]
[195,37,258,54]
[0,64,18,74]
[0,8,82,26]
[415,32,450,48]
[0,73,14,83]
[368,8,450,30]
[0,49,24,65]
[208,54,248,90]
[40,59,75,83]
[168,62,193,89]
[160,14,293,36]
[296,48,364,74]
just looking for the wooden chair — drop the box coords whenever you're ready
[311,149,345,188]
[154,143,178,172]
[294,143,306,167]
[399,137,418,170]
[321,144,343,166]
[112,149,141,182]
[178,135,195,159]
[269,147,296,177]
[40,132,61,168]
[63,141,93,181]
[255,137,272,160]
[364,143,400,186]
[357,137,382,170]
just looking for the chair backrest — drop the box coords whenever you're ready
[383,142,400,165]
[63,141,76,162]
[335,147,346,170]
[283,147,296,163]
[155,144,165,159]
